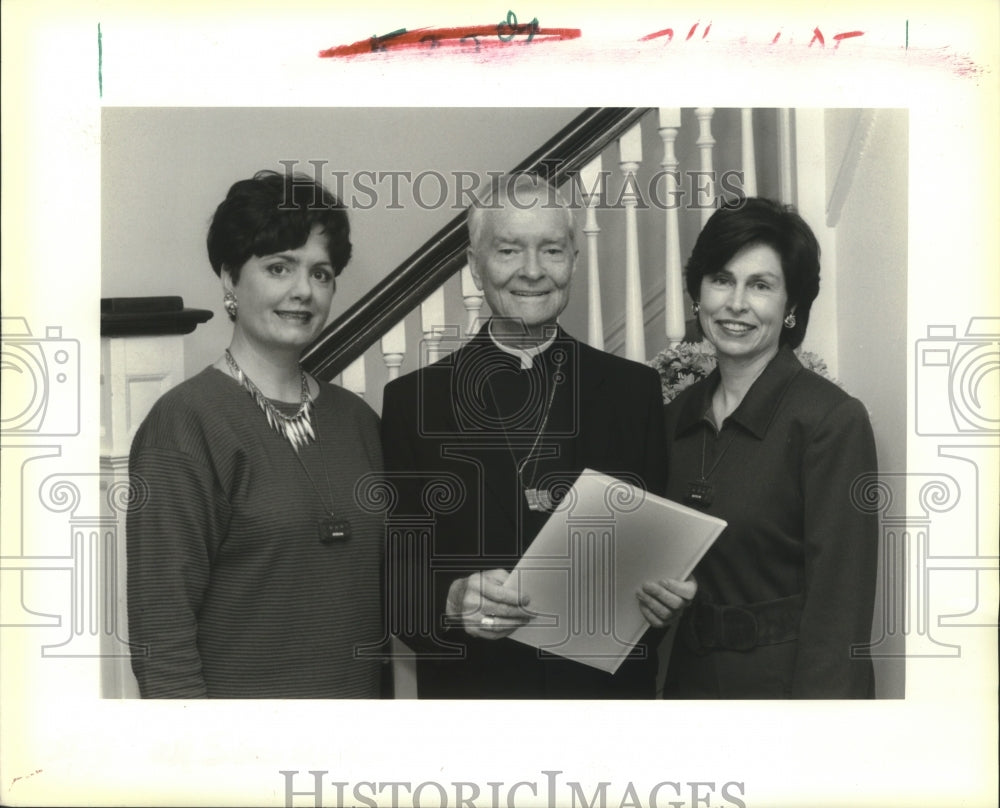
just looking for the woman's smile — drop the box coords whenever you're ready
[715,319,756,335]
[274,309,314,322]
[698,242,789,369]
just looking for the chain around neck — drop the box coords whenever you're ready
[485,350,565,492]
[224,349,315,451]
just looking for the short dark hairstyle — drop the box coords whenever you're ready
[206,169,352,283]
[685,197,820,349]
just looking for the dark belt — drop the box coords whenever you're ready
[685,594,803,653]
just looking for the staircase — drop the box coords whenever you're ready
[301,107,798,413]
[98,106,908,698]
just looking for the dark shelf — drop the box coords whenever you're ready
[101,297,213,337]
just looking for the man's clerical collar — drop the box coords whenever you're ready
[487,319,558,370]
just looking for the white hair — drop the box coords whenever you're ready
[467,173,577,254]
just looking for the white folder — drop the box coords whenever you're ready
[503,469,726,673]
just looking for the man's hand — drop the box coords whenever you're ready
[447,569,532,639]
[636,577,697,628]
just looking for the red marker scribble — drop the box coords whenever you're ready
[832,30,864,47]
[319,23,580,58]
[686,22,711,40]
[640,27,675,43]
[642,24,863,50]
[640,23,711,43]
[809,27,865,48]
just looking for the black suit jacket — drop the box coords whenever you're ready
[380,324,667,698]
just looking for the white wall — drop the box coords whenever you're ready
[831,109,908,479]
[829,109,909,697]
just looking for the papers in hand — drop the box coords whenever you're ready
[502,469,726,674]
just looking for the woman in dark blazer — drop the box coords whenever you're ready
[662,198,879,698]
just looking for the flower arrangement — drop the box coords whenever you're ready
[648,340,719,402]
[648,341,839,402]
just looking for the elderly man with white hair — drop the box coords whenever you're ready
[381,173,694,698]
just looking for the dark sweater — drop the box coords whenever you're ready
[127,367,385,698]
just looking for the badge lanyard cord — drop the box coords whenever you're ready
[485,354,565,512]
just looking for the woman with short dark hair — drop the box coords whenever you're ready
[127,170,384,698]
[662,197,879,698]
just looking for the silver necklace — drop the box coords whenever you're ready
[224,349,315,451]
[486,352,565,512]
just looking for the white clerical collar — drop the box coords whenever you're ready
[488,320,558,370]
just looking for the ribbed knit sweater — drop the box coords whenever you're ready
[126,367,385,698]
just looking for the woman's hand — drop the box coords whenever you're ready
[447,569,532,640]
[637,577,697,628]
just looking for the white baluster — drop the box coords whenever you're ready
[578,154,605,350]
[740,108,758,197]
[341,355,367,399]
[694,107,716,226]
[658,108,685,348]
[381,320,406,381]
[619,123,645,362]
[778,108,794,204]
[461,264,484,337]
[420,286,446,366]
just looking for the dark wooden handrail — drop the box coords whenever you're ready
[301,107,650,379]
